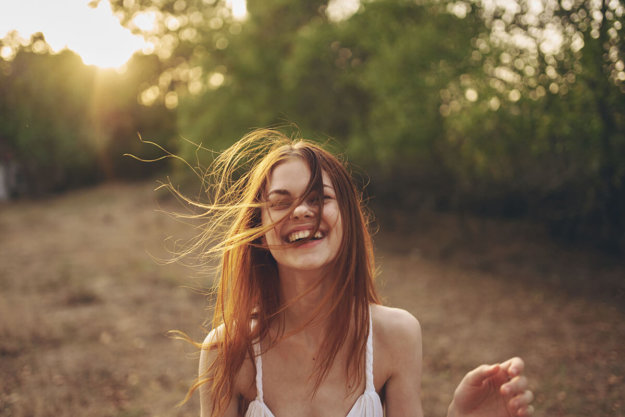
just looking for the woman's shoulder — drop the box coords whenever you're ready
[199,325,224,380]
[371,304,421,339]
[371,304,422,363]
[370,305,423,389]
[199,324,256,400]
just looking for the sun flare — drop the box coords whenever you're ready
[1,0,250,69]
[1,0,150,69]
[72,2,150,69]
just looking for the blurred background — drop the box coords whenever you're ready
[0,0,623,416]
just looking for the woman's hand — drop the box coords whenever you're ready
[448,357,534,417]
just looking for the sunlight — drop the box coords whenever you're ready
[326,0,361,21]
[132,10,158,33]
[2,0,248,67]
[227,0,248,20]
[1,0,150,69]
[76,1,149,68]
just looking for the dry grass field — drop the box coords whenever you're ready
[1,181,623,417]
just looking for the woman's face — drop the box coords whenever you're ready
[261,157,343,275]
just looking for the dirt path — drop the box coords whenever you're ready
[0,182,623,417]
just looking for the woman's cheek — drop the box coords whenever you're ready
[325,204,341,227]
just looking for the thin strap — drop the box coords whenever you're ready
[365,309,375,392]
[253,341,264,401]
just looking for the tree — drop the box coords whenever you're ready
[103,0,625,250]
[0,34,99,193]
[441,0,625,249]
[0,32,177,195]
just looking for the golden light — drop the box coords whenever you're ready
[76,4,149,69]
[326,0,360,21]
[132,11,157,33]
[2,0,249,69]
[228,0,248,20]
[465,88,479,102]
[208,72,225,88]
[1,0,151,69]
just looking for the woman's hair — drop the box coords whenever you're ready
[176,129,380,417]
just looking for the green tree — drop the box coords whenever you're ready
[0,32,177,194]
[0,34,99,193]
[441,0,625,249]
[104,0,625,250]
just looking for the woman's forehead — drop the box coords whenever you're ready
[265,158,332,194]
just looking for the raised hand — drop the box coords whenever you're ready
[448,357,534,417]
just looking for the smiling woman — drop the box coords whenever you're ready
[167,128,535,417]
[262,158,344,274]
[0,0,149,68]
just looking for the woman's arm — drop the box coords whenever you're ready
[199,327,239,417]
[377,306,533,417]
[376,306,425,417]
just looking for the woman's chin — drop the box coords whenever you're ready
[278,256,334,274]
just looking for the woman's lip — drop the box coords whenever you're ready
[292,237,323,248]
[283,231,326,245]
[282,226,325,241]
[284,225,317,234]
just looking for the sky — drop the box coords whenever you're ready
[0,0,151,68]
[0,0,247,69]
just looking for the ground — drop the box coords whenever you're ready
[0,181,623,417]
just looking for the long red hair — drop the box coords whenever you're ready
[178,129,380,416]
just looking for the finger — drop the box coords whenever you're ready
[464,363,500,387]
[500,357,525,378]
[515,404,534,416]
[509,390,534,411]
[501,375,528,396]
[520,405,535,416]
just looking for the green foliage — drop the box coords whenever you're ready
[438,0,625,249]
[172,0,330,161]
[122,0,624,249]
[0,35,177,195]
[0,46,98,193]
[2,0,624,250]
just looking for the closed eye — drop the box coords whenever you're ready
[268,198,293,209]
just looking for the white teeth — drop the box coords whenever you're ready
[288,230,311,243]
[287,230,323,243]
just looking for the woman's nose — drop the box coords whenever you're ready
[292,200,314,219]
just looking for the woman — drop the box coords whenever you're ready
[184,129,534,417]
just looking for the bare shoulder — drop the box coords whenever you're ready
[371,304,422,345]
[199,324,224,377]
[371,305,423,414]
[202,323,228,346]
[198,325,223,417]
[198,324,256,416]
[199,323,255,383]
[371,304,422,381]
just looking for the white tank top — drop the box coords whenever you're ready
[245,313,383,417]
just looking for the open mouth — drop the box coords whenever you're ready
[286,229,324,243]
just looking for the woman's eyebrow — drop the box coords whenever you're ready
[266,189,291,197]
[267,185,333,197]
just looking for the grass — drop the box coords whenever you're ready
[0,181,623,416]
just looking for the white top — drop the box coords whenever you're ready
[245,313,383,417]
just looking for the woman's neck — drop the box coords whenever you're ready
[277,266,332,343]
